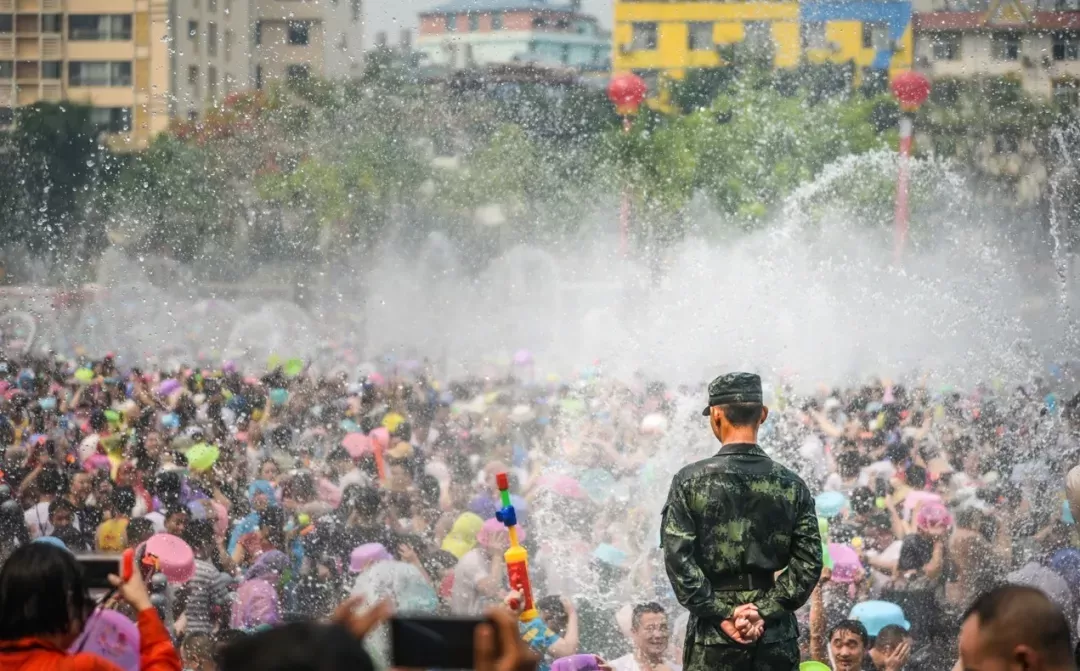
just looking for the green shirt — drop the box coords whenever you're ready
[661,443,822,646]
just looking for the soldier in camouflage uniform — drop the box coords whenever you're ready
[661,372,822,671]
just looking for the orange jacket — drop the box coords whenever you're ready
[0,608,181,671]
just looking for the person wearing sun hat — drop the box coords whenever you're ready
[664,372,821,671]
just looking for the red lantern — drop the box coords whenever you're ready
[607,73,647,116]
[891,71,931,112]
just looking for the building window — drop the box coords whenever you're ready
[41,14,61,32]
[188,109,198,121]
[445,13,456,32]
[208,65,217,99]
[931,32,961,60]
[351,0,360,23]
[468,13,478,31]
[255,63,263,89]
[68,15,132,40]
[288,20,310,45]
[593,46,603,63]
[744,21,772,54]
[188,19,198,47]
[861,21,888,50]
[69,61,131,86]
[41,60,61,78]
[630,22,657,50]
[561,43,570,63]
[801,21,827,49]
[0,61,11,78]
[991,31,1020,60]
[89,106,131,132]
[492,12,502,30]
[0,108,12,125]
[1054,79,1079,107]
[286,64,309,82]
[224,72,233,93]
[0,15,11,33]
[208,0,216,11]
[1053,31,1080,60]
[688,21,712,51]
[208,22,217,55]
[253,21,261,45]
[188,64,199,97]
[225,28,233,61]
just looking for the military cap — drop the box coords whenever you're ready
[702,372,763,415]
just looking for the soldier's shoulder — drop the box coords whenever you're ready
[766,458,814,494]
[670,456,723,486]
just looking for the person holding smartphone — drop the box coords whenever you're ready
[0,541,181,671]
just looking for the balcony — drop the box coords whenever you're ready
[41,33,59,57]
[40,79,59,99]
[15,37,38,59]
[41,0,59,11]
[0,0,11,11]
[0,36,12,58]
[15,0,37,12]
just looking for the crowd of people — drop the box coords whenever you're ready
[0,351,1079,670]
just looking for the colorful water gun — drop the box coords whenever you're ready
[494,472,537,622]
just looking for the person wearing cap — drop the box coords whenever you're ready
[661,373,822,671]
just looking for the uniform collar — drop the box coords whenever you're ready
[717,443,767,457]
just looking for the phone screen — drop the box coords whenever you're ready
[76,554,121,590]
[390,616,496,669]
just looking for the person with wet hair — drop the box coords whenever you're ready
[959,584,1075,671]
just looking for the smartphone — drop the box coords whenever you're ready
[76,554,122,590]
[390,616,497,669]
[874,476,888,499]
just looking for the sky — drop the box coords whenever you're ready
[363,0,613,47]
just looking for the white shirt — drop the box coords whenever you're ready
[610,653,682,671]
[144,511,166,534]
[338,468,372,491]
[450,548,491,615]
[24,501,52,539]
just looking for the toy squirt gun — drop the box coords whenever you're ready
[494,472,537,623]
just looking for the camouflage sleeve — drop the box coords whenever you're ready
[753,481,823,619]
[661,480,739,621]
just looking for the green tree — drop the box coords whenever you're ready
[2,102,107,258]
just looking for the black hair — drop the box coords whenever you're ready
[836,451,863,479]
[828,619,869,648]
[962,584,1073,666]
[185,518,215,550]
[342,485,382,520]
[417,475,441,507]
[718,402,764,427]
[631,602,666,630]
[217,621,374,671]
[0,542,93,640]
[849,487,875,516]
[48,498,77,519]
[905,464,927,489]
[111,486,137,516]
[326,446,351,463]
[872,624,910,650]
[158,501,185,519]
[38,465,65,498]
[537,595,569,633]
[259,507,286,547]
[127,518,155,546]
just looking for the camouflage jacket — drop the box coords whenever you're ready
[661,442,822,646]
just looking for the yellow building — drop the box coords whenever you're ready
[613,0,914,98]
[0,0,364,149]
